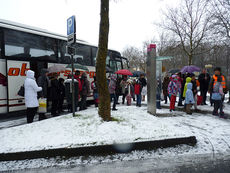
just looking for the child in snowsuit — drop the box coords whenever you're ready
[211,76,225,117]
[168,75,179,112]
[185,83,195,114]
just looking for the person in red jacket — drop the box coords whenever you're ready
[134,79,142,107]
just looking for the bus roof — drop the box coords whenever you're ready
[0,18,90,45]
[0,18,121,55]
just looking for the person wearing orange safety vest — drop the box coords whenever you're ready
[208,67,228,106]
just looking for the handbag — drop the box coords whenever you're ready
[38,98,47,113]
[17,85,25,97]
[197,95,203,105]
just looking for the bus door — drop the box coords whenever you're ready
[7,60,30,112]
[0,29,7,114]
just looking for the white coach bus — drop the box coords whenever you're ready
[0,19,128,115]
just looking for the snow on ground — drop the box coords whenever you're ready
[0,102,193,154]
[1,98,230,171]
[1,98,230,155]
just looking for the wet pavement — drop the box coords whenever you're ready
[7,153,230,173]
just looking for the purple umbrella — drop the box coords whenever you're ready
[180,65,200,74]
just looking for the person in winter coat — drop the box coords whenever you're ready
[64,76,78,112]
[24,70,42,123]
[50,73,59,116]
[115,76,122,104]
[109,74,118,110]
[162,74,170,104]
[79,72,90,111]
[134,79,142,107]
[120,75,128,104]
[176,72,184,106]
[183,77,192,98]
[191,73,198,111]
[139,74,147,101]
[198,69,210,105]
[126,79,133,106]
[209,67,228,105]
[168,75,179,112]
[211,76,225,118]
[91,76,99,107]
[74,70,82,98]
[57,78,65,113]
[132,79,136,101]
[185,83,195,114]
[37,68,50,120]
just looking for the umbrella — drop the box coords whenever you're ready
[131,71,146,77]
[66,63,89,71]
[168,69,180,74]
[115,69,133,76]
[181,65,200,74]
[48,64,66,73]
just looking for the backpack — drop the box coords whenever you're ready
[211,82,222,100]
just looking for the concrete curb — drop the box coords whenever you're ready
[0,136,196,161]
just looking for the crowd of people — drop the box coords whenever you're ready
[163,67,229,118]
[24,69,91,123]
[24,68,148,123]
[24,66,229,123]
[108,74,147,110]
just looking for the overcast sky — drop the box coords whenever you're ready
[0,0,179,52]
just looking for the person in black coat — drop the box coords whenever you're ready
[79,72,90,111]
[57,78,65,113]
[198,69,210,105]
[50,73,59,116]
[139,74,147,101]
[37,68,50,120]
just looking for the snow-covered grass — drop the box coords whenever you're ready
[1,97,230,155]
[1,98,230,171]
[1,102,193,154]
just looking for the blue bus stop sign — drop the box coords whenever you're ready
[67,15,76,45]
[67,15,75,36]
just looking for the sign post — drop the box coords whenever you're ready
[147,44,157,115]
[67,15,76,117]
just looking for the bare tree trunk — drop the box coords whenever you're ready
[96,0,111,121]
[188,54,192,65]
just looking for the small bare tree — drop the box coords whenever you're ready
[211,0,230,39]
[122,46,145,72]
[211,0,230,75]
[159,0,211,65]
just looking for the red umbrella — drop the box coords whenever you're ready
[115,69,133,76]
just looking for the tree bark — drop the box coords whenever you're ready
[188,54,192,65]
[96,0,111,121]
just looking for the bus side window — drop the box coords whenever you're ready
[77,44,92,66]
[4,29,56,60]
[117,61,122,70]
[92,47,97,66]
